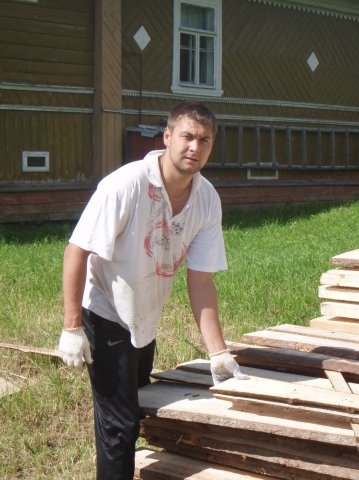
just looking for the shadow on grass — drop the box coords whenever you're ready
[0,221,75,245]
[222,201,355,229]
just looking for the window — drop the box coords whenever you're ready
[172,0,223,97]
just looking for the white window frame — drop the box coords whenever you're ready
[22,151,49,172]
[172,0,223,97]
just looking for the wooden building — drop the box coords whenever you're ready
[0,0,358,221]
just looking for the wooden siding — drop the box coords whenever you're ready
[0,0,94,86]
[122,0,173,93]
[93,0,123,177]
[222,1,359,106]
[0,110,92,182]
[121,0,358,117]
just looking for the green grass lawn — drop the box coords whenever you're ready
[1,201,358,479]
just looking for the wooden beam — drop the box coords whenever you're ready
[0,342,60,358]
[135,448,266,480]
[140,418,359,480]
[310,316,359,335]
[321,301,359,320]
[267,323,359,344]
[210,377,359,414]
[152,362,340,391]
[138,381,356,446]
[241,330,359,360]
[93,0,122,178]
[331,250,359,266]
[224,341,359,381]
[319,285,359,303]
[320,268,359,288]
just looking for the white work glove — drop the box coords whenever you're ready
[210,349,249,385]
[58,327,93,368]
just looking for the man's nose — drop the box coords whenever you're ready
[189,139,200,152]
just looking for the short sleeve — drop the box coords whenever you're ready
[185,196,227,272]
[69,185,130,261]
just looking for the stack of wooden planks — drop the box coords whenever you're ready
[136,334,359,479]
[135,249,359,479]
[311,248,359,334]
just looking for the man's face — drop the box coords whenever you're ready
[163,115,214,176]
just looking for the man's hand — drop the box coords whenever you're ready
[210,349,249,385]
[58,327,93,368]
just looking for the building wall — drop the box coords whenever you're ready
[121,0,359,166]
[1,0,359,221]
[0,0,95,184]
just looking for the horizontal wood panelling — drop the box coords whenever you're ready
[1,60,93,86]
[0,110,92,182]
[0,0,94,86]
[1,1,92,26]
[0,90,93,109]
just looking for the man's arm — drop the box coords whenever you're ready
[58,243,93,367]
[187,268,249,384]
[63,242,91,329]
[186,268,226,354]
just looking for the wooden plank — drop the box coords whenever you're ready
[319,285,359,303]
[241,330,359,360]
[134,448,269,480]
[267,323,359,344]
[173,359,359,394]
[321,301,359,320]
[0,342,60,358]
[213,393,358,424]
[151,369,212,386]
[210,377,359,414]
[138,382,356,446]
[140,418,359,480]
[223,342,359,381]
[326,370,354,394]
[154,363,343,391]
[331,250,359,266]
[310,316,359,335]
[320,268,359,288]
[325,370,359,446]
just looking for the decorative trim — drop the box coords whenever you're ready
[122,89,359,113]
[247,0,359,21]
[116,107,359,128]
[0,104,93,114]
[0,82,94,95]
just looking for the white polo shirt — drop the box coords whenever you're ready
[70,150,227,347]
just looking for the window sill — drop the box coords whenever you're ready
[171,84,223,98]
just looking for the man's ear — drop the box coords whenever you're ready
[163,127,171,147]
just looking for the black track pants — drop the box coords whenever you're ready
[82,308,156,480]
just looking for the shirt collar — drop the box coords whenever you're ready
[145,149,202,195]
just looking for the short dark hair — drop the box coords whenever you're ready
[167,102,217,136]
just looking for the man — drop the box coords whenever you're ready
[58,102,248,480]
